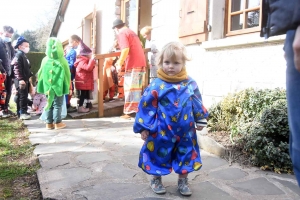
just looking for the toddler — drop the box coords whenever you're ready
[28,77,47,115]
[37,37,70,129]
[133,42,209,196]
[74,41,95,113]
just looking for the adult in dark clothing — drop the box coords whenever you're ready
[0,25,15,117]
[261,0,300,186]
[11,36,32,120]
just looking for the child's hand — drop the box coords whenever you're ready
[141,130,149,141]
[196,126,204,131]
[69,90,73,95]
[293,25,300,72]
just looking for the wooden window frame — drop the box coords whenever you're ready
[84,7,97,53]
[121,0,139,34]
[225,0,262,37]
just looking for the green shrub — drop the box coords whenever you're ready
[239,99,292,173]
[207,88,291,173]
[26,52,45,76]
[208,88,286,132]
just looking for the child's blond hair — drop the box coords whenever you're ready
[156,42,191,68]
[140,26,152,36]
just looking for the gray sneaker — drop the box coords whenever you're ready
[20,113,31,120]
[67,106,77,113]
[150,176,166,194]
[178,178,192,196]
[2,111,11,118]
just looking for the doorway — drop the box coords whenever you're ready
[121,0,152,34]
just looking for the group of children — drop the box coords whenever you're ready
[1,33,125,119]
[1,28,209,196]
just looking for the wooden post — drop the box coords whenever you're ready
[97,58,104,117]
[143,48,151,89]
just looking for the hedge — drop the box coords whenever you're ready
[26,52,45,76]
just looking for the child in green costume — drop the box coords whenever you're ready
[37,37,70,130]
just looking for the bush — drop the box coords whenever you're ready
[208,88,286,132]
[207,88,292,173]
[239,100,292,173]
[26,52,45,76]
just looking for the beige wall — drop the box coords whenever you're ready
[139,0,152,30]
[151,0,286,107]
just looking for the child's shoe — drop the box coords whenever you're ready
[2,110,11,118]
[67,106,77,113]
[46,124,54,130]
[178,178,192,196]
[54,122,66,130]
[86,102,93,109]
[150,176,166,194]
[20,113,31,120]
[78,106,89,113]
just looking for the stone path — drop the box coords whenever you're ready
[24,117,300,200]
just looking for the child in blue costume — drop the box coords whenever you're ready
[133,42,209,196]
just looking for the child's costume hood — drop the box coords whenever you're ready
[37,37,71,110]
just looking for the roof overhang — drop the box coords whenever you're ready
[50,0,70,37]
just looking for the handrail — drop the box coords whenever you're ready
[95,48,151,59]
[95,48,151,117]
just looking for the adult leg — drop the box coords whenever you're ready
[285,30,300,185]
[4,75,12,110]
[123,67,145,116]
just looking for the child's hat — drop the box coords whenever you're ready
[79,41,92,56]
[14,36,28,49]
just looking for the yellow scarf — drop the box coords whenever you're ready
[157,67,188,83]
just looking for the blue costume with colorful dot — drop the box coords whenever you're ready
[133,77,209,176]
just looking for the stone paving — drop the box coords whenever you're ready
[24,117,300,200]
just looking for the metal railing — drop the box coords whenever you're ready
[94,48,151,117]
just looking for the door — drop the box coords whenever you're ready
[121,0,139,34]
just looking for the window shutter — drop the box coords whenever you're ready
[179,0,208,45]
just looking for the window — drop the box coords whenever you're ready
[83,7,97,53]
[121,0,139,34]
[226,0,262,36]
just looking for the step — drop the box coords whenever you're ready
[68,99,124,119]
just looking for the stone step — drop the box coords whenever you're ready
[68,99,124,119]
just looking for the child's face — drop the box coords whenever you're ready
[142,32,151,41]
[69,39,79,48]
[19,42,30,53]
[162,53,184,76]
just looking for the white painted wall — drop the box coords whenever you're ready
[56,0,117,105]
[151,0,286,108]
